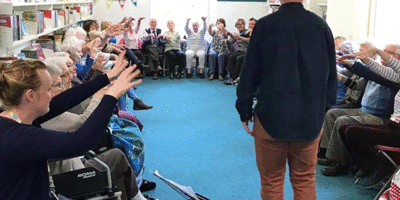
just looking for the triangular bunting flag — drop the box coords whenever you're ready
[106,0,112,8]
[119,0,125,9]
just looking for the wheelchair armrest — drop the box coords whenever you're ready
[84,150,97,160]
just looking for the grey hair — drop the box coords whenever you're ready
[338,41,359,54]
[60,36,81,53]
[395,44,400,54]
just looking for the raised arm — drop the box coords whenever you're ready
[365,58,400,83]
[201,16,207,34]
[185,18,192,35]
[208,24,214,36]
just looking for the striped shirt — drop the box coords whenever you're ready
[185,20,207,51]
[366,56,400,121]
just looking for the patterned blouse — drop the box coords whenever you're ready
[211,31,228,53]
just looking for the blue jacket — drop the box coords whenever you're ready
[236,3,337,141]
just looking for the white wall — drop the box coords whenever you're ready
[92,0,150,27]
[212,1,268,34]
[92,0,269,38]
[326,0,370,43]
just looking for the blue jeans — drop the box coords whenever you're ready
[208,49,228,75]
[118,88,138,111]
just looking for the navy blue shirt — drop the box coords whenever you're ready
[0,74,117,200]
[236,3,337,141]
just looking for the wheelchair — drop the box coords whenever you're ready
[52,150,122,200]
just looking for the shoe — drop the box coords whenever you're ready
[140,179,157,192]
[218,75,224,81]
[143,194,158,200]
[355,169,372,178]
[208,74,214,80]
[199,73,205,79]
[170,73,174,79]
[361,166,393,188]
[152,73,158,80]
[233,78,240,85]
[317,157,334,166]
[176,72,181,79]
[321,162,347,176]
[187,73,192,78]
[133,99,153,110]
[225,78,233,85]
[156,66,162,71]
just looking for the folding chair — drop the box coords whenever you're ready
[373,145,400,200]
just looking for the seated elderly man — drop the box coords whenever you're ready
[319,43,400,176]
[184,17,208,78]
[143,18,164,80]
[42,57,156,200]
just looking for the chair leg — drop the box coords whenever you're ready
[373,165,400,200]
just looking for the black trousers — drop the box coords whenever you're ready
[130,49,143,63]
[228,51,245,80]
[165,49,185,74]
[340,121,400,172]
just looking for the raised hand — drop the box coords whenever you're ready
[201,16,207,21]
[138,17,145,22]
[106,65,142,99]
[92,54,107,71]
[106,50,128,80]
[106,24,126,37]
[187,18,191,21]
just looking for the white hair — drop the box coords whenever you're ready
[43,62,62,76]
[64,28,78,39]
[75,26,87,36]
[52,52,70,58]
[60,36,81,53]
[44,56,67,69]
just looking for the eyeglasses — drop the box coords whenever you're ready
[52,82,64,89]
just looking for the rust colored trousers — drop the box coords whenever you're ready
[253,115,321,200]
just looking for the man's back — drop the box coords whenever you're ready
[236,2,337,141]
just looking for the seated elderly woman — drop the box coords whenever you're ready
[40,60,153,200]
[225,18,250,85]
[163,20,186,79]
[184,17,208,78]
[207,18,229,81]
[83,19,146,77]
[122,17,145,62]
[0,51,141,199]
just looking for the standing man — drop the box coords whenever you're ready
[236,0,337,200]
[143,19,164,80]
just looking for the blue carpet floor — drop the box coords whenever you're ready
[129,77,379,200]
